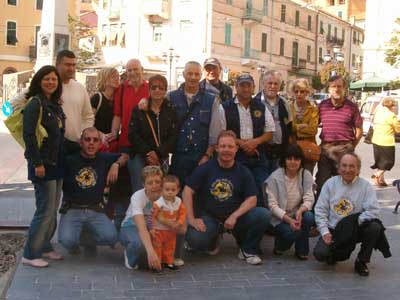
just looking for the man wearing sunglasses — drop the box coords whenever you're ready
[58,127,128,256]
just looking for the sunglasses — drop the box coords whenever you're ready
[294,90,307,94]
[150,85,166,91]
[83,137,100,143]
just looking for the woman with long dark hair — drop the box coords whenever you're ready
[22,65,65,268]
[265,144,315,260]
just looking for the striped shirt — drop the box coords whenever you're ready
[319,98,362,143]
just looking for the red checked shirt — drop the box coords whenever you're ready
[114,80,149,147]
[319,98,362,143]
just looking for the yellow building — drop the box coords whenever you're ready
[0,0,78,83]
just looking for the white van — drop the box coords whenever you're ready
[359,95,400,142]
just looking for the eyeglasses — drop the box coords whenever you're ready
[150,85,166,91]
[83,137,100,143]
[294,90,306,94]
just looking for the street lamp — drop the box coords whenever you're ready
[257,64,266,92]
[162,47,179,90]
[323,45,344,77]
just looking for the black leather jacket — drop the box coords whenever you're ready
[23,95,65,167]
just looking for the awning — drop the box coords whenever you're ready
[350,76,390,91]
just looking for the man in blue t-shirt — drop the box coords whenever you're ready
[58,127,128,255]
[183,130,271,265]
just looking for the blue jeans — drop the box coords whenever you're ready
[119,223,185,268]
[58,209,118,251]
[127,154,146,194]
[23,179,62,259]
[272,211,314,256]
[186,207,271,255]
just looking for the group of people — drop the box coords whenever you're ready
[16,50,393,277]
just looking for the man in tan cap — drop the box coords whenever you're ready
[200,57,233,102]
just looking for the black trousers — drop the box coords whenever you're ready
[313,220,382,263]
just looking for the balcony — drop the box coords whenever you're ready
[326,36,344,46]
[292,58,307,70]
[143,0,170,22]
[108,8,120,20]
[242,8,263,25]
[242,48,261,59]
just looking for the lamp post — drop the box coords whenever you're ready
[257,64,266,92]
[162,47,179,90]
[323,45,345,77]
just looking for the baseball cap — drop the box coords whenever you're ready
[236,74,255,85]
[203,57,221,68]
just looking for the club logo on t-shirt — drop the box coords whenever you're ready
[333,198,353,217]
[210,179,233,202]
[75,167,97,189]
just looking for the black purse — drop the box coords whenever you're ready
[364,126,374,144]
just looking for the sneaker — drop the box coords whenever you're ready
[354,259,369,276]
[163,263,179,270]
[238,249,262,265]
[174,258,185,267]
[124,250,138,270]
[205,245,220,256]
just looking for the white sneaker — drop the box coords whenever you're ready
[238,249,262,265]
[124,250,138,270]
[174,258,185,267]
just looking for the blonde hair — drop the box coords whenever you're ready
[382,97,395,108]
[96,67,118,92]
[290,78,312,96]
[141,165,163,183]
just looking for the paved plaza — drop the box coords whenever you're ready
[1,122,400,300]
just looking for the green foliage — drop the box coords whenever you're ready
[385,18,400,67]
[386,80,400,90]
[319,62,349,85]
[311,74,324,91]
[227,70,241,86]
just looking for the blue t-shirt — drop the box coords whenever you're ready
[62,152,119,206]
[186,158,257,219]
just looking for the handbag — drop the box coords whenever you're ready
[145,112,169,174]
[4,96,47,149]
[296,140,321,162]
[364,126,373,144]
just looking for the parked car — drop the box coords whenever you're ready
[311,93,329,105]
[360,95,400,142]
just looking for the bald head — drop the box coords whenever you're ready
[126,59,144,86]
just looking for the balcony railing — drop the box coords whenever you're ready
[326,36,344,46]
[242,8,264,23]
[242,48,261,60]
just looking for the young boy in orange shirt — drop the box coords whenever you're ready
[151,175,186,270]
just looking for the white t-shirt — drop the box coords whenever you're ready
[121,189,153,227]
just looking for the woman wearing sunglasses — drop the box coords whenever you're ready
[21,65,65,267]
[128,75,178,192]
[289,78,319,174]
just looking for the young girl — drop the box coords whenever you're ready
[151,175,186,270]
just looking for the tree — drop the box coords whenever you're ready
[385,18,400,67]
[311,74,324,91]
[318,61,349,85]
[68,15,101,69]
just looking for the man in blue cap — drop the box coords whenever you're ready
[219,74,275,207]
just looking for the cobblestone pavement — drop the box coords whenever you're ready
[5,187,400,300]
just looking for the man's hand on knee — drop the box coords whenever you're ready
[189,218,206,232]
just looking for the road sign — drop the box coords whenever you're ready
[2,101,13,117]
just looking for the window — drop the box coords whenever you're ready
[263,0,268,16]
[153,25,163,42]
[6,21,17,45]
[328,24,331,38]
[353,31,357,44]
[292,41,298,66]
[328,0,334,5]
[280,5,286,22]
[352,54,356,67]
[225,23,231,46]
[244,28,251,56]
[339,0,346,4]
[36,0,43,10]
[318,47,323,64]
[226,0,233,4]
[279,38,284,56]
[334,27,337,38]
[319,20,324,34]
[295,10,300,27]
[307,15,312,31]
[261,33,267,52]
[342,29,345,42]
[7,0,16,5]
[307,45,311,62]
[338,11,343,18]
